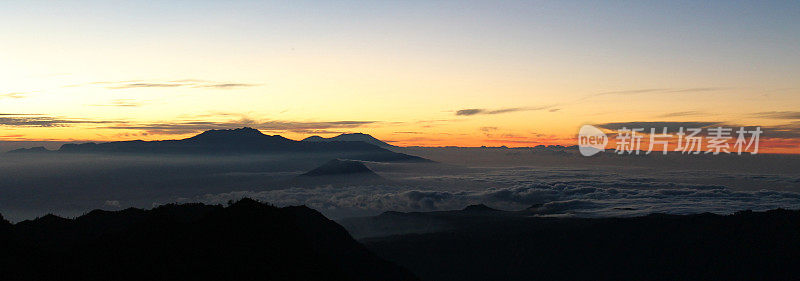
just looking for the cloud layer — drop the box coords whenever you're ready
[180,167,800,219]
[103,119,377,135]
[0,111,377,135]
[0,115,117,127]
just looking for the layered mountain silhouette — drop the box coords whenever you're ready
[0,199,418,281]
[460,203,499,212]
[300,159,379,177]
[12,127,427,162]
[292,159,387,186]
[302,133,394,147]
[341,203,510,239]
[351,207,800,281]
[6,146,50,153]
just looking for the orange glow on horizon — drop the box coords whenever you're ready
[2,127,797,154]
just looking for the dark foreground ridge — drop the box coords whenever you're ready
[0,199,418,281]
[359,207,800,281]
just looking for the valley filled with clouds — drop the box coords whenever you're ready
[189,161,800,220]
[3,146,797,222]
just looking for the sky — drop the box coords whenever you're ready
[1,1,799,152]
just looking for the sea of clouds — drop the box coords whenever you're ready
[175,166,800,219]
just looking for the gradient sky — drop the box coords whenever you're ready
[1,1,799,152]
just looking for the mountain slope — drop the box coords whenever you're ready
[302,133,394,147]
[300,159,379,177]
[292,159,387,186]
[6,146,50,153]
[44,127,427,162]
[0,199,419,281]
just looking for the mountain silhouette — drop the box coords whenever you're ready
[301,159,378,176]
[302,133,394,147]
[187,127,294,144]
[293,159,386,186]
[33,127,427,162]
[7,146,50,153]
[0,199,418,281]
[342,203,512,239]
[461,203,499,212]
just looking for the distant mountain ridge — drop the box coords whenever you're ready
[6,146,50,153]
[302,133,394,147]
[7,128,428,162]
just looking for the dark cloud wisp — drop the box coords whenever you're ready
[0,116,118,127]
[89,80,261,90]
[595,121,721,131]
[103,119,377,135]
[753,111,800,120]
[594,87,725,97]
[456,106,555,116]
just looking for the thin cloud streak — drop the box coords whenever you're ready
[455,87,722,117]
[102,119,378,135]
[456,105,556,116]
[83,79,261,90]
[595,121,721,131]
[752,111,800,120]
[1,92,28,99]
[596,121,800,141]
[90,99,142,107]
[0,116,120,127]
[657,111,704,118]
[196,83,260,89]
[108,83,183,89]
[0,110,378,135]
[757,122,800,139]
[594,87,725,97]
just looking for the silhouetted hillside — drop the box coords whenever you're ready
[0,214,15,280]
[0,214,9,227]
[187,127,295,144]
[6,146,50,153]
[341,203,514,239]
[0,199,418,281]
[301,159,378,177]
[302,133,394,147]
[360,208,800,281]
[24,127,427,162]
[460,203,499,212]
[292,159,387,186]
